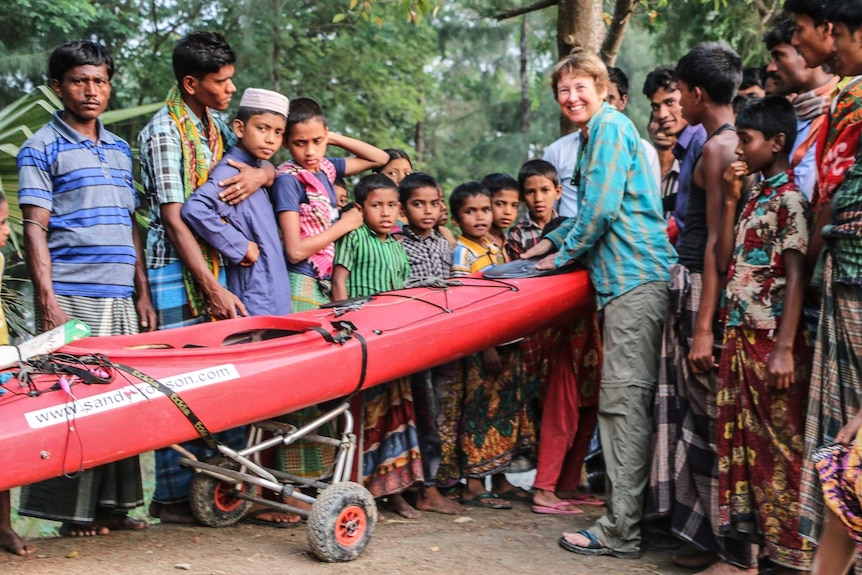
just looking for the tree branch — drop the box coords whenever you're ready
[495,0,558,21]
[599,0,635,66]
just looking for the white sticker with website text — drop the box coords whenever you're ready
[23,364,240,429]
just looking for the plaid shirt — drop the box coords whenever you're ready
[505,212,556,260]
[138,104,234,269]
[397,226,451,282]
[545,103,675,309]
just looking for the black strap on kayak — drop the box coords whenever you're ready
[107,360,220,450]
[305,321,368,399]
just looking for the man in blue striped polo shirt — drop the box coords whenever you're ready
[16,41,154,537]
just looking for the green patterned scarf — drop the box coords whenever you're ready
[166,85,225,318]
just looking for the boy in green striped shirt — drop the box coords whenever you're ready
[332,174,410,300]
[332,173,423,519]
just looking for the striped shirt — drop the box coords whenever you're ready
[397,226,451,282]
[545,103,676,309]
[17,112,138,299]
[334,225,411,298]
[451,236,505,277]
[138,104,234,269]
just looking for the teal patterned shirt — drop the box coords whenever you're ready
[544,103,676,309]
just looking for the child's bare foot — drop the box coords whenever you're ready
[59,522,110,537]
[0,528,36,556]
[672,551,719,569]
[243,504,302,526]
[415,486,465,515]
[693,561,757,575]
[282,494,312,512]
[95,513,149,531]
[384,493,420,519]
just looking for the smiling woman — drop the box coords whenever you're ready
[522,49,674,560]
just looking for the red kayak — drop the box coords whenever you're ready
[0,271,594,492]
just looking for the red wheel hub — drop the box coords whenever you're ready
[334,504,367,547]
[213,481,245,512]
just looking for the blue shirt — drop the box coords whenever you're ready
[17,112,138,299]
[544,103,676,309]
[181,146,292,316]
[672,123,707,236]
[792,117,817,201]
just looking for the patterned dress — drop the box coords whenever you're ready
[334,225,423,496]
[437,236,537,482]
[801,130,862,547]
[716,171,813,569]
[504,214,603,493]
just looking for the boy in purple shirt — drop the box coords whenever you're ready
[182,88,291,316]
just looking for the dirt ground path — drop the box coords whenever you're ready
[2,501,693,575]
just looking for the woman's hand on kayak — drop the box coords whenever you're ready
[534,253,558,271]
[520,238,553,260]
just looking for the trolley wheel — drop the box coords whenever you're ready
[188,455,253,528]
[307,482,377,562]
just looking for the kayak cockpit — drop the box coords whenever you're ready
[64,315,327,352]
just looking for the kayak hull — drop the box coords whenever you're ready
[0,272,594,492]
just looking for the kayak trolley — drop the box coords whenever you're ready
[178,401,377,562]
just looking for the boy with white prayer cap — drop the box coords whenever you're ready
[182,88,292,316]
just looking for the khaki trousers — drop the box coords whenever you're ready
[588,281,668,555]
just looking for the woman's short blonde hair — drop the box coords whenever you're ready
[551,48,609,96]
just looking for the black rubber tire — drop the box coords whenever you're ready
[188,455,253,528]
[307,482,377,562]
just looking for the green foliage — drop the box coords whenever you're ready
[648,0,780,65]
[614,24,662,138]
[336,0,441,25]
[0,0,105,103]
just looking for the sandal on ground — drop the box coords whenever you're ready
[240,508,302,528]
[532,501,583,515]
[494,486,533,503]
[439,484,464,500]
[558,530,641,559]
[460,492,512,509]
[563,492,605,507]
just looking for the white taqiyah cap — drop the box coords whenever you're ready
[239,88,289,118]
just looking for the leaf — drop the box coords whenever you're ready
[349,0,358,9]
[332,12,347,23]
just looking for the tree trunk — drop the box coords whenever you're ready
[520,15,531,142]
[415,96,425,162]
[556,0,602,58]
[272,0,282,91]
[556,0,606,134]
[600,0,635,66]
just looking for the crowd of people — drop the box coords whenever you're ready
[3,1,862,574]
